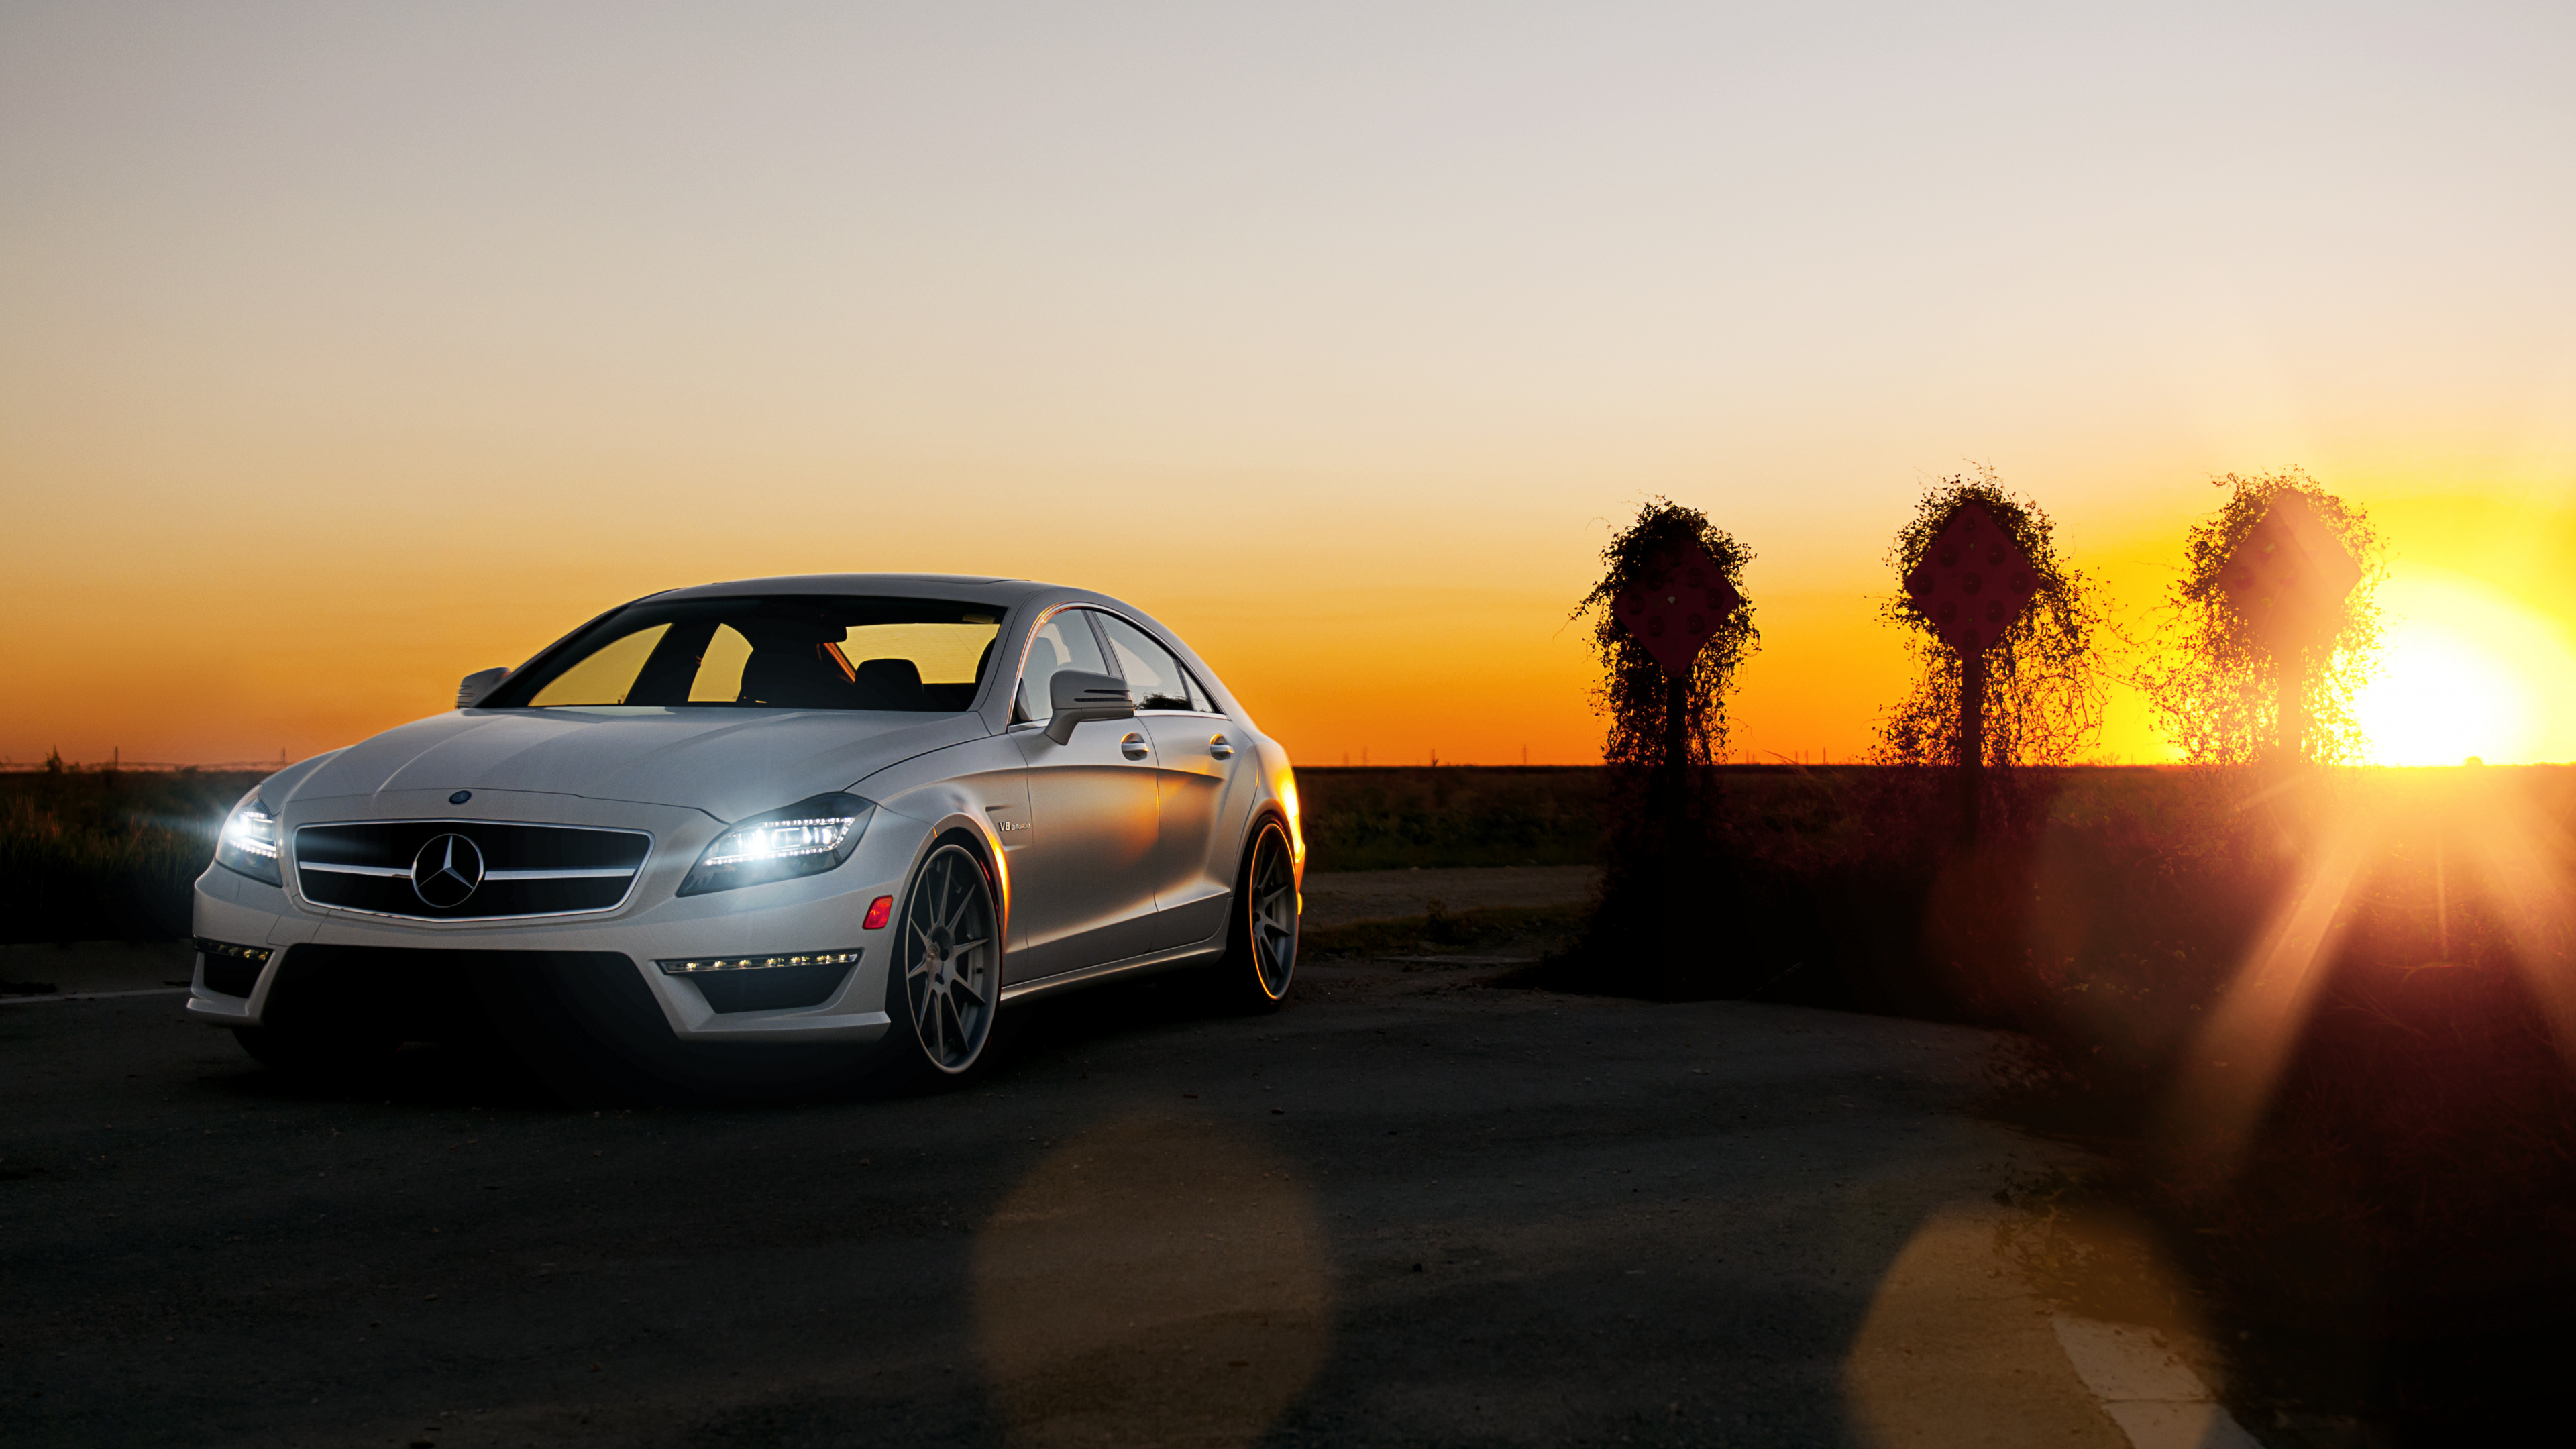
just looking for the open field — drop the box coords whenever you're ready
[0,769,262,948]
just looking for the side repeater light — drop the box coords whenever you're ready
[862,896,894,930]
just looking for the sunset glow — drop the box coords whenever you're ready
[3,7,2572,769]
[2355,572,2576,767]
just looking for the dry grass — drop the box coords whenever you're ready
[0,769,258,944]
[1294,765,1604,871]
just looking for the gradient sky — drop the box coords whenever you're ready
[6,2,2573,769]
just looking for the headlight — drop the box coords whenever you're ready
[215,794,284,886]
[678,793,875,896]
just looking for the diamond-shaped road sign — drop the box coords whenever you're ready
[2220,494,2361,651]
[1896,494,2029,655]
[1615,538,1745,679]
[1905,501,2040,657]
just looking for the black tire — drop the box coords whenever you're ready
[872,835,1005,1087]
[231,1024,398,1079]
[1213,818,1297,1012]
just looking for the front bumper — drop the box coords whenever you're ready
[189,791,931,1044]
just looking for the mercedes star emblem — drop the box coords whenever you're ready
[411,833,486,908]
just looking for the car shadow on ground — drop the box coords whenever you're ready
[194,960,1256,1114]
[203,1036,564,1111]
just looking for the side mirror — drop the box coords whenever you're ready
[457,667,509,709]
[1044,670,1134,745]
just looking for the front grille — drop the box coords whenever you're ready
[292,820,651,921]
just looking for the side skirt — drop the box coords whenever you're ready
[998,937,1226,1006]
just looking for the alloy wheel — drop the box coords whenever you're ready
[901,843,998,1073]
[1248,824,1297,1000]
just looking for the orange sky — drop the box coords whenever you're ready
[6,5,2573,769]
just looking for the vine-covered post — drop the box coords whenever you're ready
[1621,542,1739,931]
[1658,656,1688,860]
[1878,470,2104,839]
[1902,498,2041,843]
[2140,471,2381,771]
[1960,651,1986,838]
[1580,500,1756,998]
[2218,490,2363,769]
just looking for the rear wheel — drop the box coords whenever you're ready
[1214,819,1297,1012]
[879,838,1002,1082]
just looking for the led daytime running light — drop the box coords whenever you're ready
[224,806,280,860]
[676,793,875,896]
[215,795,285,886]
[659,949,863,975]
[699,814,860,869]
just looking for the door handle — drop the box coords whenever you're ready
[1208,735,1234,759]
[1120,732,1150,761]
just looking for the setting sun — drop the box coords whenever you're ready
[2355,571,2576,766]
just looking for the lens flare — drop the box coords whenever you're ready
[2355,572,2575,765]
[2158,808,2379,1166]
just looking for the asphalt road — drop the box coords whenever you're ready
[2,950,2135,1448]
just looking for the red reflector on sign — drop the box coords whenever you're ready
[862,896,894,930]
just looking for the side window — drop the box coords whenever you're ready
[1017,608,1111,722]
[1095,614,1196,712]
[1184,667,1218,715]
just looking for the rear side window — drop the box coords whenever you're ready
[1095,614,1200,712]
[488,596,1003,712]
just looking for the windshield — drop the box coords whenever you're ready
[482,596,1004,712]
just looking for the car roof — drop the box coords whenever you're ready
[570,574,1254,731]
[653,574,1056,606]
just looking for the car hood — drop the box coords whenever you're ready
[287,708,989,821]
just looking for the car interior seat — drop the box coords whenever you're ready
[736,646,853,709]
[851,657,929,710]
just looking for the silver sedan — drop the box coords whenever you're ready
[186,574,1303,1099]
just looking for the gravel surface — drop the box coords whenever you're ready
[1,952,2124,1448]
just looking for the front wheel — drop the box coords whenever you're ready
[880,838,1002,1082]
[1214,819,1297,1012]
